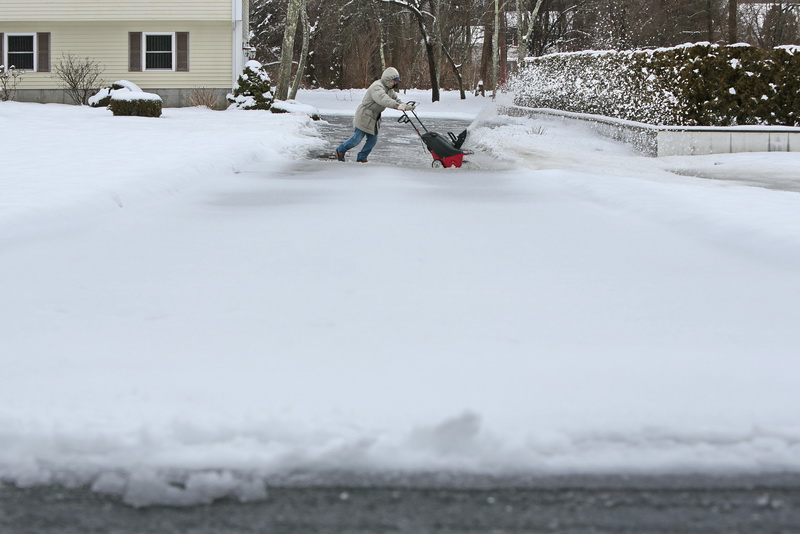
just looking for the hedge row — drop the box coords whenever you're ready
[109,95,163,118]
[509,43,800,127]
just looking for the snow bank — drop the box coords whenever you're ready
[4,412,799,507]
[0,102,325,235]
[271,99,321,119]
[470,111,800,263]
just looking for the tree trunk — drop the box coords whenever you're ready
[419,17,441,102]
[275,0,303,101]
[289,1,309,100]
[373,2,387,70]
[728,0,738,43]
[516,0,524,65]
[440,44,466,99]
[479,24,493,95]
[382,0,440,102]
[499,0,508,84]
[517,0,545,70]
[431,0,464,98]
[492,0,500,97]
[706,0,715,42]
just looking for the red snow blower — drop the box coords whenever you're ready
[398,102,473,168]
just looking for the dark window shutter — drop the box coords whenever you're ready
[176,32,189,71]
[129,32,142,71]
[37,33,51,72]
[1,34,4,67]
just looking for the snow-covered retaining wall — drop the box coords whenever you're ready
[500,105,800,157]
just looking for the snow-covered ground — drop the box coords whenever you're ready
[2,89,800,507]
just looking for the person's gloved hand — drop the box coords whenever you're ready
[398,102,416,112]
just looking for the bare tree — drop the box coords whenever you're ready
[51,53,105,105]
[763,1,800,45]
[740,1,800,47]
[705,0,717,41]
[433,0,477,98]
[372,1,389,70]
[1,66,26,102]
[492,0,501,95]
[479,20,493,90]
[275,0,304,100]
[438,41,468,99]
[728,0,738,42]
[521,0,603,55]
[289,1,310,99]
[517,0,546,64]
[252,0,792,92]
[382,0,441,102]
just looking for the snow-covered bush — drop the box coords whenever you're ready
[227,60,274,110]
[672,44,800,126]
[89,80,145,108]
[108,90,162,117]
[510,49,681,125]
[510,43,800,127]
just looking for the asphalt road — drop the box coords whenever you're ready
[2,474,800,533]
[312,112,487,169]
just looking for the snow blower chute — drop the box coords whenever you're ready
[398,102,473,168]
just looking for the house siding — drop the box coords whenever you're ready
[0,1,231,22]
[2,1,248,105]
[2,21,232,89]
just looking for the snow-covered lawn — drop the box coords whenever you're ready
[2,89,799,507]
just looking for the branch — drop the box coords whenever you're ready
[379,0,434,22]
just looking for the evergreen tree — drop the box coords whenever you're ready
[227,60,275,110]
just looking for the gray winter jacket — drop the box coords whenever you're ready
[353,67,403,135]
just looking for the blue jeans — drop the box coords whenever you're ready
[337,128,377,161]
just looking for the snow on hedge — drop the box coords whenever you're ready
[88,80,146,107]
[509,42,800,127]
[110,91,162,102]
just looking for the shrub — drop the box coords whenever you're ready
[510,43,800,126]
[89,80,145,108]
[0,65,25,102]
[51,53,105,105]
[109,91,162,117]
[227,60,274,110]
[187,87,223,109]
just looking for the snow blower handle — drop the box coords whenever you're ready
[397,102,427,135]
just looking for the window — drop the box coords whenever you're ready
[5,34,35,71]
[129,32,188,73]
[144,33,174,70]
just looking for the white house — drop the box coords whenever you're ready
[1,0,251,106]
